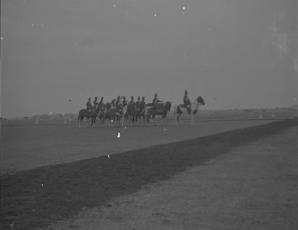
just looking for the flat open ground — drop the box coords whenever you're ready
[43,123,298,230]
[1,119,297,230]
[2,119,273,173]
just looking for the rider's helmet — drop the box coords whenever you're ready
[184,90,188,95]
[154,93,158,98]
[142,96,145,101]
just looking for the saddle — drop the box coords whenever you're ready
[180,104,191,114]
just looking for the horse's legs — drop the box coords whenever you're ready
[120,116,124,127]
[176,113,180,126]
[92,117,97,127]
[126,115,131,127]
[117,116,121,128]
[122,115,127,127]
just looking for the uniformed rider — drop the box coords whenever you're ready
[86,97,92,112]
[183,90,191,113]
[93,96,98,110]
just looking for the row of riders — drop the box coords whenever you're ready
[78,91,205,127]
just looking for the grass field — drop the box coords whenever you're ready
[0,111,289,174]
[1,119,277,174]
[44,125,298,230]
[1,118,297,230]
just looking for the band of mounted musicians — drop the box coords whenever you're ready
[78,90,205,126]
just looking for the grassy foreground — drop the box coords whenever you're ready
[1,119,297,230]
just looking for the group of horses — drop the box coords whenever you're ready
[77,96,205,127]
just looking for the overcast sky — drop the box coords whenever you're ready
[1,0,298,117]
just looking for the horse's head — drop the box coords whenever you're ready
[196,96,205,106]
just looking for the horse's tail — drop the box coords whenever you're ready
[77,110,83,121]
[77,110,84,128]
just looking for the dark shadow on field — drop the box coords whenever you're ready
[1,119,297,230]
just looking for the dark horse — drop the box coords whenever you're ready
[146,101,172,123]
[100,103,126,127]
[134,102,146,124]
[77,109,96,127]
[124,101,137,126]
[78,102,104,127]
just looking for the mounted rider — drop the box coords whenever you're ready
[152,93,162,112]
[93,96,98,110]
[140,97,146,112]
[86,97,92,112]
[127,96,135,114]
[99,97,104,105]
[115,96,121,110]
[122,96,128,107]
[183,90,191,114]
[136,96,141,112]
[111,98,117,110]
[128,96,135,106]
[152,93,160,104]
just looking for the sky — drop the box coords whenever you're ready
[1,0,298,117]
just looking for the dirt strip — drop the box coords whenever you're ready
[44,125,298,230]
[1,119,297,230]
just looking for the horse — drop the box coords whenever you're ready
[89,102,105,126]
[124,102,137,126]
[146,101,172,123]
[134,101,146,125]
[78,100,106,128]
[78,109,91,127]
[174,96,205,124]
[100,103,126,127]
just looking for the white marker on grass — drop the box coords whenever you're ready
[117,132,121,138]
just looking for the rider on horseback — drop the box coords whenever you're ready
[93,96,98,110]
[122,96,128,110]
[152,93,159,104]
[140,97,146,110]
[99,97,104,105]
[128,96,135,106]
[152,93,162,111]
[86,97,92,112]
[183,90,191,114]
[115,96,121,110]
[111,99,117,110]
[127,96,135,118]
[136,96,141,112]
